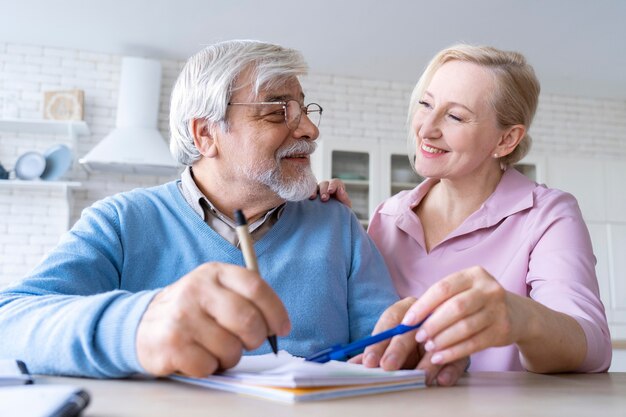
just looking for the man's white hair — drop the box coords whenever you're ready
[169,40,308,166]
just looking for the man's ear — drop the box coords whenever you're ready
[191,118,218,158]
[494,124,526,158]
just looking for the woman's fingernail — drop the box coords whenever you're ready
[431,353,443,364]
[383,353,399,369]
[401,311,416,325]
[424,340,435,352]
[322,193,328,200]
[416,329,427,343]
[364,352,379,367]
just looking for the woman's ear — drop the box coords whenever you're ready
[494,124,526,158]
[191,118,218,158]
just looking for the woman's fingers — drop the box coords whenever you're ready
[402,269,477,327]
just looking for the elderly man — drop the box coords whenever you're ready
[0,40,399,378]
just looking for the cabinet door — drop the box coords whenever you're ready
[609,224,626,327]
[379,142,423,201]
[313,139,380,226]
[546,157,606,222]
[513,153,546,183]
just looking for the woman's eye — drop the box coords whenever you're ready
[448,113,463,122]
[418,100,431,109]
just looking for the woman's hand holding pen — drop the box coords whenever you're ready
[136,262,291,377]
[402,265,587,373]
[350,297,469,386]
[400,266,524,368]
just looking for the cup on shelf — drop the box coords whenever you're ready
[0,163,9,180]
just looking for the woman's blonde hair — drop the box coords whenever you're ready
[407,44,540,168]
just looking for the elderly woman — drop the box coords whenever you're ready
[322,44,611,386]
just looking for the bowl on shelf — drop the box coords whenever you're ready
[14,151,46,180]
[40,144,73,181]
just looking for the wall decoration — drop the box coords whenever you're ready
[43,89,84,121]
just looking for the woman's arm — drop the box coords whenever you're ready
[399,267,588,373]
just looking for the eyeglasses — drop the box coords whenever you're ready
[227,100,323,130]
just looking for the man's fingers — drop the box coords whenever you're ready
[200,282,273,350]
[362,297,416,368]
[191,315,245,370]
[435,357,469,387]
[171,342,220,378]
[380,332,419,371]
[348,353,364,364]
[210,263,291,338]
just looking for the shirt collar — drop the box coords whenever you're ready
[384,168,537,237]
[179,165,284,232]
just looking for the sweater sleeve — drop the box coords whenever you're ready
[0,199,158,378]
[527,191,612,372]
[346,212,400,341]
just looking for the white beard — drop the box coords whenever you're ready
[242,140,318,201]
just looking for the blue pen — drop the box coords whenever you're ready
[305,317,429,363]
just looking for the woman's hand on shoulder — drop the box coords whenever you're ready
[310,179,352,208]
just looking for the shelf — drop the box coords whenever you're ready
[0,118,90,137]
[391,181,420,189]
[0,179,81,190]
[342,179,370,189]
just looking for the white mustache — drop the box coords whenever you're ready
[276,141,317,159]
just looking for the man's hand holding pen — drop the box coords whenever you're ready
[135,262,291,377]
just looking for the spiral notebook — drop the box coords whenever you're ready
[170,351,425,403]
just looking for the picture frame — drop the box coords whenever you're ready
[43,89,84,121]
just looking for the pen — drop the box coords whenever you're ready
[305,316,429,363]
[234,209,278,355]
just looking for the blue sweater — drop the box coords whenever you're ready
[0,181,398,377]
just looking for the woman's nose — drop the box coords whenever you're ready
[416,112,442,140]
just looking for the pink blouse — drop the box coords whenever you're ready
[368,168,611,372]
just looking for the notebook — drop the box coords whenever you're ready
[0,385,90,417]
[171,351,425,403]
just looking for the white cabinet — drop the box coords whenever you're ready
[313,139,424,225]
[544,156,626,340]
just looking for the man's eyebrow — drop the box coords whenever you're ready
[263,92,305,102]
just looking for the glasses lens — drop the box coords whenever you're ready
[285,101,301,130]
[305,103,322,127]
[284,101,322,129]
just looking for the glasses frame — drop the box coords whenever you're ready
[227,100,323,130]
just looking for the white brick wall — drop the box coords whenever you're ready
[1,41,626,287]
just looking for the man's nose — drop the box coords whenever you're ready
[292,114,319,140]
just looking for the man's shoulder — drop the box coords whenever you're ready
[287,197,354,220]
[89,181,178,216]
